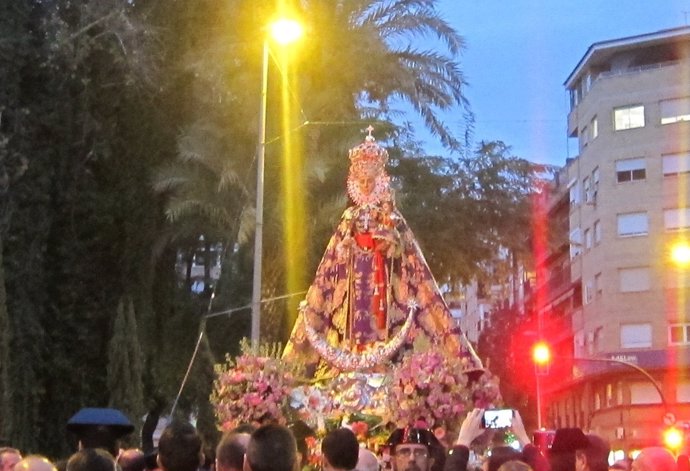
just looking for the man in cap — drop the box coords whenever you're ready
[66,408,135,457]
[386,427,440,471]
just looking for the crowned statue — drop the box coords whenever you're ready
[283,128,483,385]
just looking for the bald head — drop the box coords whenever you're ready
[14,456,57,471]
[632,447,676,471]
[117,449,146,471]
[356,448,378,471]
[216,432,250,471]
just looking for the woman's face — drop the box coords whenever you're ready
[358,176,376,195]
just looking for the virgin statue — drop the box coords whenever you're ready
[283,129,482,380]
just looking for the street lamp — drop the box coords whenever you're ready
[532,341,552,429]
[251,18,303,344]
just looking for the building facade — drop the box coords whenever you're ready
[544,27,690,454]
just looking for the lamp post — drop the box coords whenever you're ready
[532,341,552,429]
[251,18,303,344]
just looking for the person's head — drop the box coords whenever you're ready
[244,424,297,471]
[632,447,676,471]
[496,461,532,471]
[486,446,522,471]
[321,428,359,471]
[13,456,55,471]
[157,421,203,471]
[66,408,134,457]
[549,428,590,471]
[386,428,438,471]
[355,448,378,471]
[289,421,315,469]
[575,434,610,471]
[216,432,250,471]
[66,449,116,471]
[117,449,146,471]
[0,448,22,471]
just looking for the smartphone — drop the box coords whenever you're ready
[482,409,513,428]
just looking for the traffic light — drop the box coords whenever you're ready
[532,341,552,375]
[663,426,684,451]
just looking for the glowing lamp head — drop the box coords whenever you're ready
[671,241,690,267]
[269,18,303,45]
[663,426,684,450]
[532,341,551,365]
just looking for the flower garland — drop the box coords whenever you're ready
[303,301,417,371]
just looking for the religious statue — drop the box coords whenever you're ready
[283,128,482,380]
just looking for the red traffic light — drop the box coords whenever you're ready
[532,341,552,365]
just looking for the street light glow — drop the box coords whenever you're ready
[670,241,690,266]
[663,426,684,450]
[270,18,303,45]
[532,341,551,365]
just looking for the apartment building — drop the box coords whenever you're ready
[544,26,690,453]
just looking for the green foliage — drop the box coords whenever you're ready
[108,298,145,443]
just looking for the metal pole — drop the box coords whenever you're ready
[251,41,269,345]
[536,366,542,429]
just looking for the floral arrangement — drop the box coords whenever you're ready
[210,340,300,431]
[386,348,501,439]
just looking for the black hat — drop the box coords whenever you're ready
[385,427,440,450]
[67,408,134,454]
[549,428,590,453]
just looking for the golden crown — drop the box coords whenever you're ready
[348,128,389,178]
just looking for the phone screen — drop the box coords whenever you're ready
[482,409,513,428]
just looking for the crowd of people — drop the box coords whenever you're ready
[0,407,687,471]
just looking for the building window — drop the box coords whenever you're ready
[595,272,602,296]
[593,220,602,244]
[617,212,648,237]
[663,151,690,175]
[584,280,594,304]
[668,323,690,345]
[584,228,592,249]
[614,105,645,130]
[590,116,599,140]
[570,228,582,259]
[619,267,650,292]
[678,381,690,402]
[592,167,600,202]
[580,125,588,150]
[664,208,690,231]
[616,158,646,183]
[583,177,591,203]
[620,323,652,348]
[568,179,580,206]
[660,97,690,125]
[630,383,662,404]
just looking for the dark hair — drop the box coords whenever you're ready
[575,435,610,471]
[322,428,359,470]
[157,421,203,471]
[67,449,116,471]
[216,432,250,471]
[488,446,522,471]
[246,424,297,471]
